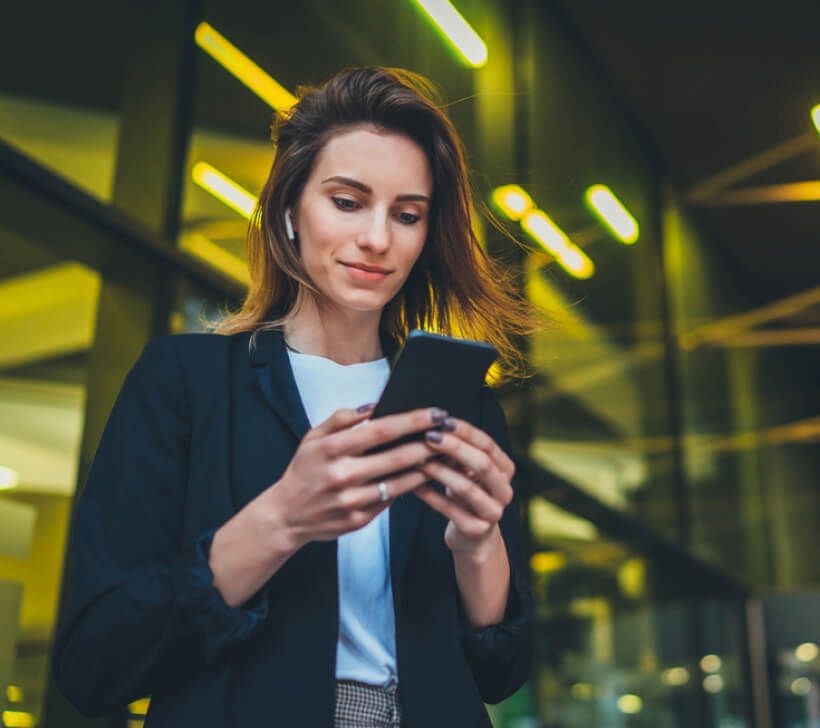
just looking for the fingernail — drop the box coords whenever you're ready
[357,402,376,413]
[441,417,457,432]
[430,408,447,424]
[425,430,443,444]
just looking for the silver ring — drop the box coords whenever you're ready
[378,481,390,502]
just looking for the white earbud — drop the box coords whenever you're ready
[284,208,296,241]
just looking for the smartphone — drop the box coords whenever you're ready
[363,330,498,455]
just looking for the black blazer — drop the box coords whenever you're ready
[52,327,533,727]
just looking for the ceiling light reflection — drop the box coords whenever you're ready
[410,0,488,67]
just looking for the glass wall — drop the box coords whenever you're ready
[0,233,100,727]
[3,1,818,727]
[0,2,129,203]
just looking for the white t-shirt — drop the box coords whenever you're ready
[286,348,398,689]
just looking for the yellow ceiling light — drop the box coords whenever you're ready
[2,712,34,728]
[179,232,251,287]
[411,0,488,67]
[0,466,19,490]
[795,642,819,662]
[585,184,639,243]
[559,245,596,279]
[195,22,297,111]
[522,210,595,279]
[192,162,257,219]
[812,104,820,134]
[6,686,23,703]
[530,551,566,574]
[491,185,535,221]
[522,210,572,256]
[616,694,643,714]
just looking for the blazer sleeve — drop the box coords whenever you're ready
[52,335,269,718]
[456,384,534,705]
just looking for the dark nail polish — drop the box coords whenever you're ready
[442,417,457,432]
[357,402,376,413]
[425,430,443,444]
[430,408,448,424]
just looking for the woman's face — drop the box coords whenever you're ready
[291,125,433,315]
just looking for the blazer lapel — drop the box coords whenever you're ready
[247,325,424,596]
[248,326,311,443]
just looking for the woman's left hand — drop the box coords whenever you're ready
[413,416,515,558]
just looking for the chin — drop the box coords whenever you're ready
[329,290,389,312]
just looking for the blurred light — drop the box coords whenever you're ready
[796,642,819,662]
[410,0,488,67]
[585,184,639,243]
[812,104,820,134]
[192,162,256,219]
[530,551,566,574]
[179,233,251,286]
[128,698,151,716]
[703,674,725,693]
[700,654,722,673]
[195,22,296,110]
[616,694,643,714]
[0,465,19,490]
[2,712,34,728]
[559,245,596,279]
[661,667,690,686]
[522,210,595,279]
[6,685,23,703]
[491,185,535,221]
[791,677,812,696]
[570,683,593,700]
[617,558,646,599]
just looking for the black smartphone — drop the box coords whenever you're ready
[363,330,498,455]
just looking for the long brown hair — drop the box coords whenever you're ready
[212,65,540,383]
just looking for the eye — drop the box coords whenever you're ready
[397,211,421,225]
[332,196,359,210]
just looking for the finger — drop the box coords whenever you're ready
[351,439,442,485]
[422,428,513,507]
[306,403,377,440]
[322,406,448,458]
[340,467,430,512]
[412,484,489,538]
[336,472,431,536]
[438,417,516,480]
[418,459,504,523]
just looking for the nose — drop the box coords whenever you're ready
[356,208,391,254]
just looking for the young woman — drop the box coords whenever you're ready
[53,66,538,727]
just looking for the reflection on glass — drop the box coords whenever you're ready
[527,496,751,727]
[0,253,99,726]
[0,4,129,202]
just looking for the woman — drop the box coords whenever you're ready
[53,66,538,727]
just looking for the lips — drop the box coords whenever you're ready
[340,262,392,274]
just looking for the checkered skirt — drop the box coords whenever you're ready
[334,679,403,727]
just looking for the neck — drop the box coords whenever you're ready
[282,294,385,365]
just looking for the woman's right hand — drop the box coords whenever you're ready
[210,404,446,607]
[268,404,447,549]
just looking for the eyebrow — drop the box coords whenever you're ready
[321,175,431,204]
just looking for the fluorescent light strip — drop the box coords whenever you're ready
[179,233,251,287]
[192,162,257,219]
[411,0,488,67]
[491,184,534,221]
[585,184,639,244]
[0,466,19,490]
[195,22,296,111]
[522,210,595,279]
[812,104,820,135]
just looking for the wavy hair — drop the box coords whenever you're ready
[211,65,541,383]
